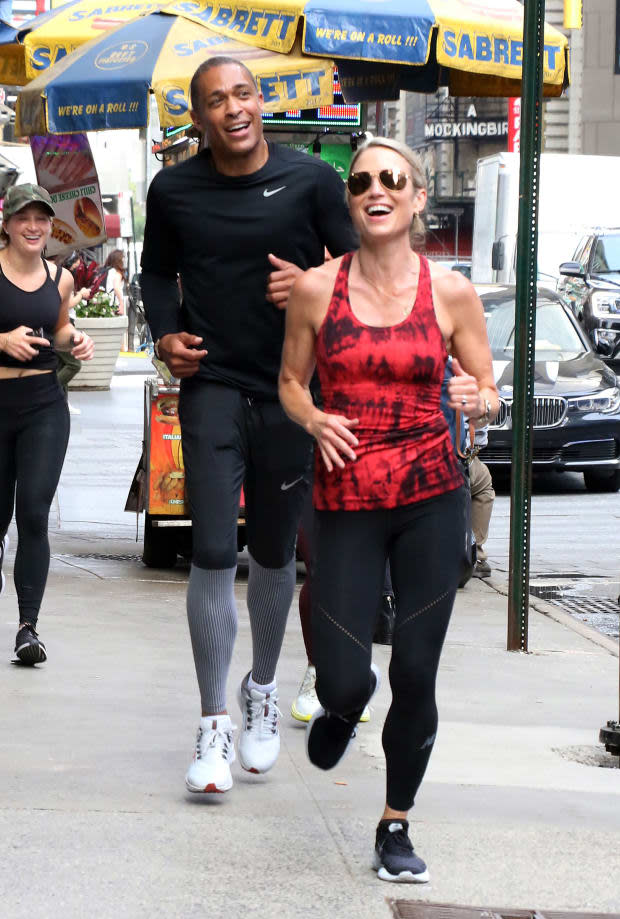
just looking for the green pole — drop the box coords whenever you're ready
[507,0,546,652]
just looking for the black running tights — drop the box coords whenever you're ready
[0,374,70,626]
[312,487,465,812]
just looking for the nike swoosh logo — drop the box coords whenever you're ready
[280,476,305,491]
[264,186,287,197]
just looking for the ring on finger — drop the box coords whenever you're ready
[461,396,468,406]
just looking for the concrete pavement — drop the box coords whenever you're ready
[1,532,619,919]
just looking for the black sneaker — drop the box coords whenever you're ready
[306,663,380,770]
[473,558,492,579]
[373,819,429,883]
[14,623,47,665]
[0,535,8,596]
[373,593,395,645]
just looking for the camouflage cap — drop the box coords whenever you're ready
[2,183,55,219]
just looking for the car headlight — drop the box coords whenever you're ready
[567,386,620,414]
[591,291,620,318]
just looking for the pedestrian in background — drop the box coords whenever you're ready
[54,250,91,414]
[103,249,126,315]
[104,249,127,350]
[279,138,498,883]
[469,428,495,578]
[141,56,357,796]
[0,184,94,664]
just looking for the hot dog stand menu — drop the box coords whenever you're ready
[30,133,106,256]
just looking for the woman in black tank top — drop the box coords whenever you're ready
[0,183,94,666]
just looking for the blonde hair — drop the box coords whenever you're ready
[349,136,426,247]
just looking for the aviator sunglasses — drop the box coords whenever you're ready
[347,168,413,196]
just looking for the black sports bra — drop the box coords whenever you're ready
[0,259,62,371]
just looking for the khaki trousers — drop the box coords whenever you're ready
[469,455,495,561]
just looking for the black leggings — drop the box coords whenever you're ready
[0,374,70,626]
[179,380,312,569]
[313,486,466,812]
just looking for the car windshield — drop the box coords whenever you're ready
[591,234,620,274]
[483,297,587,361]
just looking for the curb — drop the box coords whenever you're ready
[483,577,619,657]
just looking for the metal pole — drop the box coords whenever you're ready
[507,0,545,652]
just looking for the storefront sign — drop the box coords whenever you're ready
[508,97,521,152]
[424,120,507,139]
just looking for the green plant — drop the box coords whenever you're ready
[75,289,119,319]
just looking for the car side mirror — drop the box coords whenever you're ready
[491,241,504,271]
[559,261,585,278]
[595,339,613,357]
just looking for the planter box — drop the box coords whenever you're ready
[68,315,128,391]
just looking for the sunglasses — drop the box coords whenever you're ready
[347,169,413,196]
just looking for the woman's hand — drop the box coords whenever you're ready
[0,326,49,362]
[446,357,484,417]
[79,287,91,300]
[71,330,94,361]
[308,409,359,472]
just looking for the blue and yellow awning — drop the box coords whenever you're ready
[3,0,568,96]
[15,11,334,134]
[169,0,569,97]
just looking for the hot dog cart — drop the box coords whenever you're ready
[128,371,247,568]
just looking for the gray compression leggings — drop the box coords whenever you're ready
[187,553,296,713]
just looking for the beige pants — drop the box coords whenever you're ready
[469,455,495,561]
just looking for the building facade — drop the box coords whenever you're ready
[382,1,620,258]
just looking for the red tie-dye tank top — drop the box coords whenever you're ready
[313,251,463,511]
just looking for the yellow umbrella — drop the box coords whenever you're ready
[15,12,334,135]
[173,0,569,97]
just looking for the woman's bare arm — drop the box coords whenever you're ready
[432,268,499,422]
[279,264,359,472]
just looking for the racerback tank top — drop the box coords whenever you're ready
[314,251,463,511]
[0,258,62,372]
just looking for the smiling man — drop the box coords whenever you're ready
[141,56,357,796]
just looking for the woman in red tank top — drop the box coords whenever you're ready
[280,138,498,884]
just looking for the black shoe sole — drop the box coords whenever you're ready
[306,665,380,769]
[15,642,47,665]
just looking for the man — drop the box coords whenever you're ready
[469,435,495,578]
[141,56,357,795]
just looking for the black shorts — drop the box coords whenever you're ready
[179,380,313,569]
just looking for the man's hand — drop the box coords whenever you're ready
[266,253,303,309]
[156,332,207,379]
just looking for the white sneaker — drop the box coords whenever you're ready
[237,673,281,774]
[185,714,236,794]
[68,402,81,415]
[0,535,8,596]
[291,664,320,722]
[291,664,370,723]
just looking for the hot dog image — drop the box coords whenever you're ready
[51,218,76,246]
[74,196,103,238]
[155,396,180,424]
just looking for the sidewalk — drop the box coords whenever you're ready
[1,537,619,918]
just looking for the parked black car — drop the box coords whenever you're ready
[480,286,620,492]
[557,229,620,371]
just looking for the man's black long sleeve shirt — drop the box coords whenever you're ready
[141,142,358,399]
